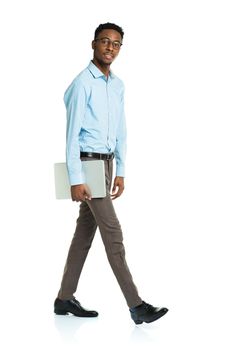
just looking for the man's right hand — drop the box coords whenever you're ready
[71,184,92,202]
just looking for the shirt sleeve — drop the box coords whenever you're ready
[64,80,87,185]
[114,84,127,177]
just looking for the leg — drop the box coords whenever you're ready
[86,159,142,308]
[57,200,97,300]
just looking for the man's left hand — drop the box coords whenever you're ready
[110,176,125,200]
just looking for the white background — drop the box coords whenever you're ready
[0,0,229,349]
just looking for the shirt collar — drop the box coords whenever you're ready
[87,60,115,80]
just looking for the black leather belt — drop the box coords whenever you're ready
[80,151,114,160]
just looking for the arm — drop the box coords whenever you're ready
[65,81,91,201]
[111,85,127,200]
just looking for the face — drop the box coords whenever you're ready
[92,29,122,66]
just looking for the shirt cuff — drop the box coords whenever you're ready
[68,170,86,186]
[116,164,125,177]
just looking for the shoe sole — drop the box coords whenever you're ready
[54,309,68,315]
[54,309,98,317]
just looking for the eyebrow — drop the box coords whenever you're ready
[97,36,121,43]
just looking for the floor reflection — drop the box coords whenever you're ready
[54,314,99,343]
[129,323,158,344]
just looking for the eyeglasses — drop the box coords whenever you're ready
[95,37,122,50]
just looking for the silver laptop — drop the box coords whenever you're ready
[54,160,106,199]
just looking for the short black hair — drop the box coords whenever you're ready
[94,22,124,40]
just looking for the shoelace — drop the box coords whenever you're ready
[142,301,155,311]
[72,297,81,306]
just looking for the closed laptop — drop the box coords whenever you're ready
[54,160,106,199]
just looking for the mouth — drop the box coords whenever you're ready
[103,53,114,60]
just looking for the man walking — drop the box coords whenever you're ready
[54,22,168,325]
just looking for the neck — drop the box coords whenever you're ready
[92,58,110,77]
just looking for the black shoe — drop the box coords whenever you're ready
[130,301,168,325]
[54,297,98,317]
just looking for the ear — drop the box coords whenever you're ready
[91,40,96,50]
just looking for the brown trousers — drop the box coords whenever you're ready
[57,157,142,308]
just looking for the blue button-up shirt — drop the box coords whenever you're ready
[64,61,127,185]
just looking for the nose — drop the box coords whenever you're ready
[106,41,114,51]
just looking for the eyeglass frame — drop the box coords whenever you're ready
[94,37,123,50]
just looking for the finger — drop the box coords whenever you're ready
[111,187,124,200]
[84,193,91,201]
[110,189,118,197]
[84,194,91,201]
[111,194,119,200]
[111,183,119,194]
[110,192,120,200]
[112,183,117,193]
[84,186,92,200]
[79,193,85,202]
